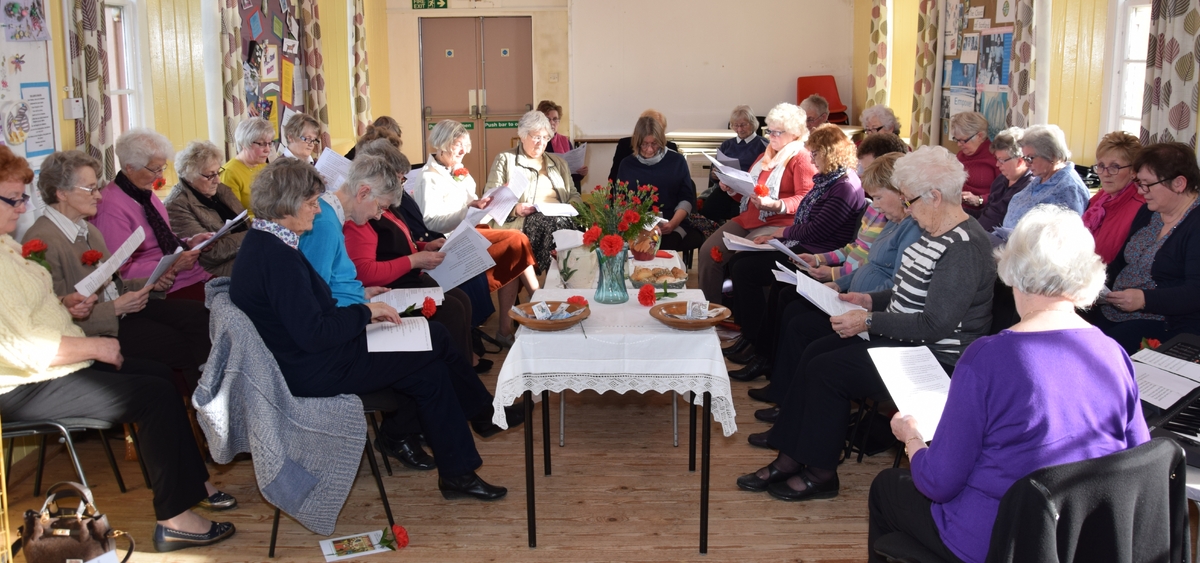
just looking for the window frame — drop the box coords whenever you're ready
[1100,0,1152,139]
[101,0,155,135]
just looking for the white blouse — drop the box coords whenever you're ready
[413,159,478,234]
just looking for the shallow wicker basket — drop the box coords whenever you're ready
[511,301,591,332]
[648,302,730,331]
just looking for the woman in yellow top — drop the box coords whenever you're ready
[0,146,236,553]
[220,117,274,215]
[485,110,582,273]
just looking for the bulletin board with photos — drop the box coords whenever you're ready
[239,0,304,142]
[941,0,1015,149]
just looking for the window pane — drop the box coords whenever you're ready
[1120,118,1142,137]
[110,94,131,138]
[1121,61,1146,119]
[1126,5,1151,61]
[105,7,128,90]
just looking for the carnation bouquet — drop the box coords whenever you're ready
[572,180,659,257]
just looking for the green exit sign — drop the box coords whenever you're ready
[485,120,518,129]
[427,121,474,130]
[413,0,447,8]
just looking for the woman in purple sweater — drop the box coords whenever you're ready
[869,205,1150,563]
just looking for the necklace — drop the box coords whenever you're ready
[1020,308,1073,320]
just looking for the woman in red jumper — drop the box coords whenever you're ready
[1083,132,1145,263]
[951,112,1001,217]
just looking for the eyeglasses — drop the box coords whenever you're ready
[1136,178,1170,191]
[528,135,551,143]
[1092,163,1132,175]
[864,125,887,134]
[765,129,787,137]
[251,141,272,149]
[199,167,225,182]
[304,198,321,211]
[74,185,102,195]
[1021,155,1038,164]
[546,117,560,123]
[996,154,1019,165]
[0,192,30,207]
[951,133,979,144]
[902,193,925,209]
[143,164,166,176]
[298,136,319,145]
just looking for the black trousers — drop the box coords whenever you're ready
[117,298,211,393]
[699,188,740,223]
[728,249,810,352]
[288,321,488,477]
[768,298,835,403]
[868,468,967,563]
[660,228,706,253]
[394,273,474,360]
[0,368,209,520]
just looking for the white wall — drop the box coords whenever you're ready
[568,0,855,136]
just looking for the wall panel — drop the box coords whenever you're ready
[318,0,354,153]
[1048,0,1107,165]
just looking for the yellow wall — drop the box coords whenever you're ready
[318,0,355,154]
[1048,0,1108,166]
[365,0,391,122]
[852,0,917,137]
[146,0,208,152]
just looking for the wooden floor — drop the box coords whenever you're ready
[6,349,896,563]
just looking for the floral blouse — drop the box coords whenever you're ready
[1103,199,1200,322]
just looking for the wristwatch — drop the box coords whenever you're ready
[864,312,873,330]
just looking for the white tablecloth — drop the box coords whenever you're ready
[492,287,737,436]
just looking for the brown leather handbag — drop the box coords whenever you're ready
[16,482,134,563]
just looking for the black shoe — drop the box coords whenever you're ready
[736,464,799,492]
[471,402,525,438]
[729,357,771,382]
[747,431,774,449]
[726,346,759,366]
[767,470,840,501]
[439,471,508,500]
[754,406,780,423]
[722,336,750,358]
[196,490,238,511]
[474,358,494,374]
[747,385,774,403]
[153,521,236,552]
[376,434,436,470]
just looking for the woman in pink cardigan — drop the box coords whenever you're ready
[91,130,213,300]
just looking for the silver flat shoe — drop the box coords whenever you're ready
[197,490,238,511]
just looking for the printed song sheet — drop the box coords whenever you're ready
[772,262,798,284]
[703,153,756,197]
[403,168,423,197]
[371,287,445,311]
[480,177,524,225]
[534,202,579,217]
[317,530,390,562]
[714,150,741,169]
[192,210,248,251]
[1132,348,1200,383]
[1135,363,1200,410]
[867,346,952,439]
[314,148,352,192]
[446,207,489,242]
[426,226,495,290]
[561,143,588,173]
[767,239,813,271]
[75,227,145,297]
[722,231,774,251]
[146,247,183,286]
[793,268,868,339]
[366,317,433,352]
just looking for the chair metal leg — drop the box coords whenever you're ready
[269,507,281,558]
[5,438,14,488]
[688,392,697,472]
[365,412,392,476]
[33,434,47,496]
[893,446,904,468]
[96,429,126,493]
[128,425,152,489]
[700,392,711,554]
[363,437,394,526]
[541,390,551,476]
[523,390,536,548]
[857,401,880,463]
[51,423,88,489]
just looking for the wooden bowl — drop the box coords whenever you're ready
[648,302,731,331]
[511,301,591,332]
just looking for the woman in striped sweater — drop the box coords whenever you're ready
[736,146,996,502]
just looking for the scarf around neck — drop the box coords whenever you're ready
[742,139,805,220]
[182,179,247,233]
[115,171,183,254]
[635,147,667,166]
[1082,181,1138,234]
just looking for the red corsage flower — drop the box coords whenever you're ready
[599,234,624,257]
[567,295,588,307]
[152,178,166,190]
[754,184,769,197]
[710,247,723,263]
[452,168,469,181]
[81,249,103,266]
[582,224,601,246]
[638,284,657,306]
[21,239,47,257]
[421,296,437,318]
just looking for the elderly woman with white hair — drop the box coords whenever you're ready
[91,129,213,301]
[165,141,248,278]
[870,205,1149,563]
[950,112,1000,216]
[280,113,321,164]
[486,109,581,273]
[221,117,275,215]
[737,146,995,503]
[976,127,1032,232]
[993,124,1090,241]
[698,102,817,304]
[861,105,902,136]
[700,105,769,223]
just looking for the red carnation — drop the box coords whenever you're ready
[652,206,660,213]
[638,284,657,306]
[21,239,46,257]
[391,524,409,549]
[618,220,629,231]
[632,196,641,204]
[651,194,659,202]
[567,295,588,307]
[599,234,624,257]
[710,247,723,263]
[582,224,601,246]
[421,296,437,318]
[754,184,769,197]
[623,210,641,224]
[81,249,103,266]
[152,178,166,190]
[452,168,469,180]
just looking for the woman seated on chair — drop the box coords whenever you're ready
[0,146,237,553]
[869,205,1150,563]
[1083,131,1145,264]
[699,105,768,224]
[232,158,512,500]
[22,150,213,394]
[615,115,704,252]
[735,146,995,503]
[991,124,1090,242]
[165,140,249,278]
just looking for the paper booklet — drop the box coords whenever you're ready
[714,150,741,169]
[314,147,352,192]
[722,231,773,251]
[867,346,952,440]
[370,287,445,311]
[425,226,496,290]
[366,317,433,352]
[767,239,813,271]
[1132,348,1200,410]
[145,246,183,287]
[534,202,579,217]
[74,226,145,298]
[703,153,756,197]
[561,143,588,173]
[191,210,249,251]
[317,530,391,561]
[792,267,868,340]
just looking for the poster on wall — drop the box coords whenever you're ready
[2,0,50,42]
[19,80,50,156]
[960,33,980,65]
[995,0,1016,23]
[978,28,1012,88]
[977,91,1009,137]
[261,44,279,81]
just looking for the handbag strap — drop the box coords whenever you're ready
[109,529,135,563]
[39,481,97,518]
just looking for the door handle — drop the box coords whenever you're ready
[468,90,478,118]
[424,106,432,118]
[525,103,533,112]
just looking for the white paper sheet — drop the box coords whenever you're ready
[191,210,249,251]
[445,207,489,242]
[767,239,813,271]
[703,153,757,197]
[868,346,952,440]
[317,529,391,562]
[1135,363,1200,410]
[552,228,585,251]
[402,167,423,197]
[561,143,588,173]
[794,268,869,339]
[313,147,353,192]
[772,262,798,285]
[481,178,523,225]
[365,317,433,352]
[146,247,183,286]
[370,287,445,312]
[1132,348,1200,383]
[425,225,496,290]
[722,231,774,251]
[714,149,741,169]
[534,202,579,217]
[74,227,145,297]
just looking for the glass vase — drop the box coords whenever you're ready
[593,247,630,304]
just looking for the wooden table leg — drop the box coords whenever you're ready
[688,391,697,472]
[541,390,551,476]
[700,392,711,554]
[524,390,536,548]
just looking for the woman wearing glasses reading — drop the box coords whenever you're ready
[280,113,322,164]
[220,117,275,215]
[990,124,1089,242]
[91,129,213,301]
[1088,142,1200,354]
[950,112,1000,217]
[1083,132,1145,264]
[166,141,248,278]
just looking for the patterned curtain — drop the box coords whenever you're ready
[909,0,940,147]
[70,0,114,181]
[865,0,892,109]
[351,0,371,136]
[219,0,246,158]
[299,0,331,147]
[1006,0,1036,127]
[1141,0,1200,148]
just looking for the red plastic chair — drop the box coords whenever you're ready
[797,75,849,124]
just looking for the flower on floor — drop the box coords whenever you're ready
[638,284,656,306]
[380,523,409,550]
[567,295,588,307]
[710,247,723,263]
[21,238,50,271]
[754,184,769,197]
[599,234,624,257]
[422,297,437,318]
[81,249,103,266]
